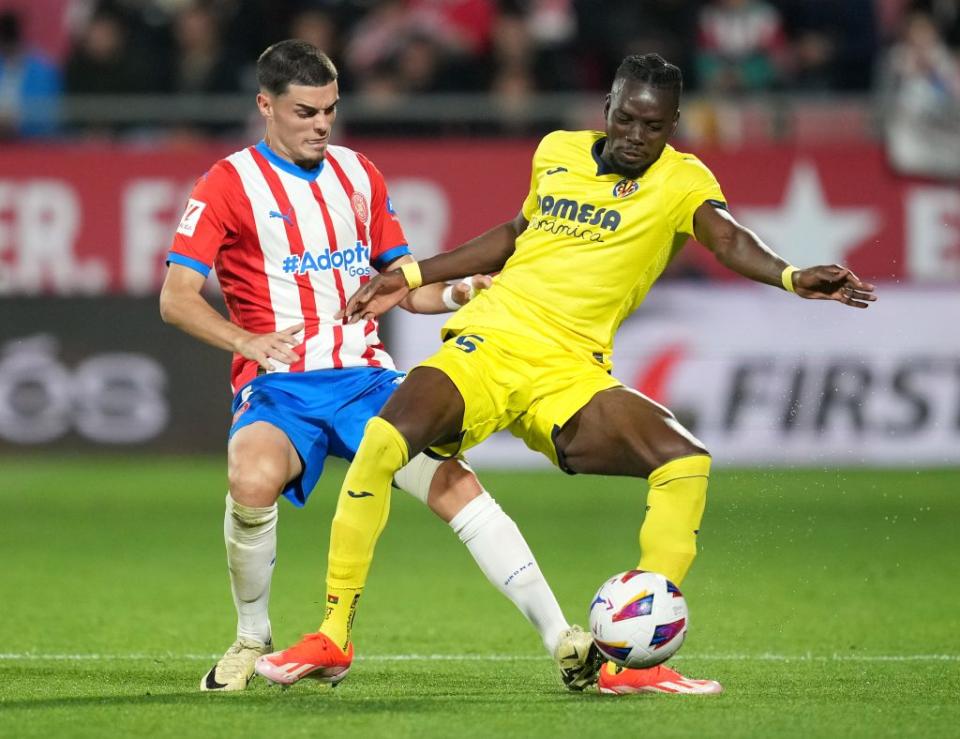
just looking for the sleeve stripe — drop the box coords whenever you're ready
[167,251,212,278]
[372,244,411,271]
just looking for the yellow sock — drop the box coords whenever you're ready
[636,454,711,587]
[320,416,409,649]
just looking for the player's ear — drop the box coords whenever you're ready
[256,92,273,120]
[670,110,679,136]
[603,94,611,120]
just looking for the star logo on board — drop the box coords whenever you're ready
[738,161,879,266]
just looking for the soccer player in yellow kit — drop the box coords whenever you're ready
[260,53,877,694]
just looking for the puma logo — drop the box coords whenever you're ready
[347,490,374,498]
[269,208,294,225]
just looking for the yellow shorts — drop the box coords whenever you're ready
[418,328,622,469]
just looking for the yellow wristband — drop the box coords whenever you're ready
[781,266,798,293]
[400,261,423,289]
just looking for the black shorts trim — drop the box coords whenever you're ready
[551,424,577,476]
[424,430,466,462]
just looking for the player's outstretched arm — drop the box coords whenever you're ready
[160,264,303,371]
[399,270,493,315]
[341,213,526,323]
[693,203,877,309]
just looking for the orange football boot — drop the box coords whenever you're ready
[597,661,723,695]
[255,632,353,686]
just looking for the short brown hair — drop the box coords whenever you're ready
[257,39,338,95]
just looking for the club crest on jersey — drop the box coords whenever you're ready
[351,191,369,224]
[612,178,639,199]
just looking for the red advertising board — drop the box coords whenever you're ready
[0,139,957,294]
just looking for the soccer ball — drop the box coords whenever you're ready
[588,570,688,668]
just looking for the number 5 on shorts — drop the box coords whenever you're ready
[454,334,484,353]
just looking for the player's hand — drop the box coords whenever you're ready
[339,271,410,323]
[793,265,877,308]
[234,323,304,371]
[450,274,493,306]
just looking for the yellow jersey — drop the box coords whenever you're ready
[441,130,725,364]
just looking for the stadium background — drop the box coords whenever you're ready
[2,1,958,737]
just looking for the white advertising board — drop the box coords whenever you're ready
[389,285,960,469]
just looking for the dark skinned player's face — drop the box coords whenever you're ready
[601,79,679,179]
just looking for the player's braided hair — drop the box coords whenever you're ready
[613,54,683,99]
[257,39,338,95]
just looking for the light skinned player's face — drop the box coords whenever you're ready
[257,81,339,169]
[602,79,679,179]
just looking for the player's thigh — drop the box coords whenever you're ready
[227,421,303,506]
[376,366,466,457]
[382,335,522,459]
[510,358,620,469]
[555,387,708,478]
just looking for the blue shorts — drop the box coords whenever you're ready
[229,367,405,507]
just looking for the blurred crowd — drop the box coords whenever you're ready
[0,0,958,141]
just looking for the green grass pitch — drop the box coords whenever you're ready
[2,458,958,738]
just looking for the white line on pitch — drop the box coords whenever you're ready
[0,653,957,662]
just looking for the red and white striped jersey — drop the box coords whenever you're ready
[169,140,410,393]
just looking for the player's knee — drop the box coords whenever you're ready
[636,410,710,472]
[225,492,277,528]
[427,458,482,523]
[228,457,285,507]
[644,437,710,474]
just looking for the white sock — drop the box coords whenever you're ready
[224,493,277,644]
[448,491,569,655]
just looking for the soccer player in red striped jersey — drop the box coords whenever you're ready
[161,40,599,692]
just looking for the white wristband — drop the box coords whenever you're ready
[441,280,476,311]
[441,283,460,311]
